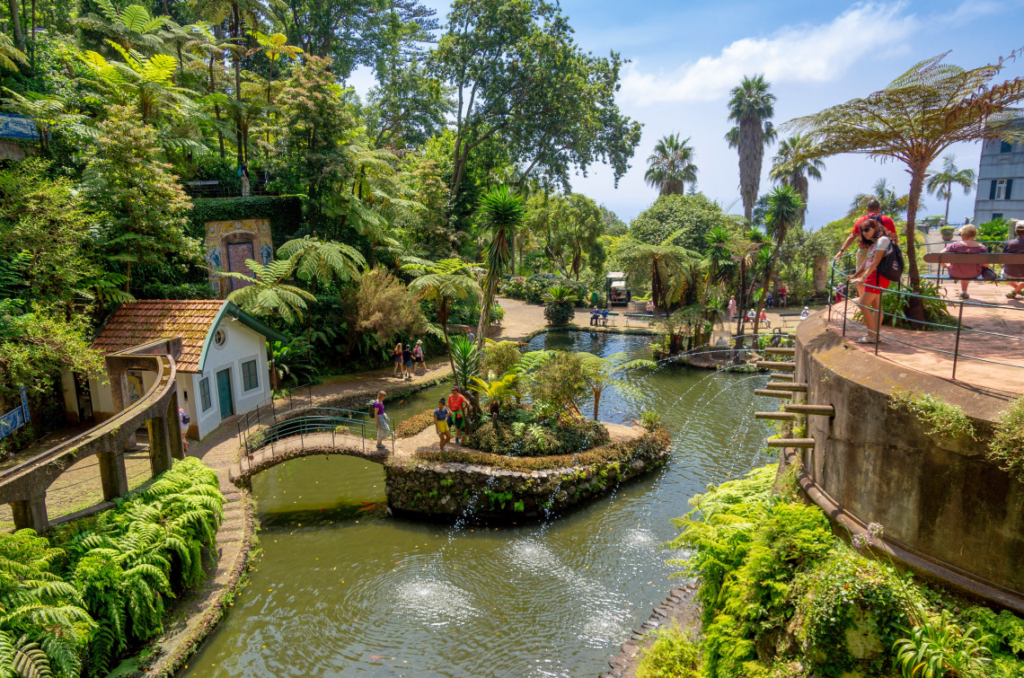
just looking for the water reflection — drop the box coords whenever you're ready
[182,331,774,677]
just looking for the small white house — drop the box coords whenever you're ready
[62,300,286,441]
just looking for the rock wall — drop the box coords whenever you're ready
[794,314,1024,612]
[384,434,670,521]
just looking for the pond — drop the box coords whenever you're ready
[181,331,774,677]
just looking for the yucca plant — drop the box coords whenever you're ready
[542,285,577,325]
[475,185,526,346]
[448,334,480,391]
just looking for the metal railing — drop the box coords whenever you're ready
[826,253,1024,381]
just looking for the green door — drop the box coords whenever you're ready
[216,369,234,419]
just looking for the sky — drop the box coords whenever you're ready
[347,0,1024,229]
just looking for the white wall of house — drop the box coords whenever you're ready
[192,320,270,441]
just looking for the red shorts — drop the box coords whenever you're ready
[862,271,891,292]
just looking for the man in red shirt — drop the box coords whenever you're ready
[447,386,473,445]
[833,199,898,294]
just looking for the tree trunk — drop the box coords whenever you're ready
[943,188,951,228]
[441,303,457,381]
[739,115,764,221]
[232,2,243,166]
[593,387,601,421]
[734,258,747,347]
[904,164,927,322]
[475,275,496,351]
[8,0,24,52]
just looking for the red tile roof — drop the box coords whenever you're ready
[92,300,225,373]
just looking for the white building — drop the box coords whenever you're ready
[974,133,1024,228]
[62,300,286,441]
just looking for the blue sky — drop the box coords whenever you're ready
[349,1,1024,228]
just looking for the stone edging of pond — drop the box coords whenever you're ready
[385,428,671,521]
[600,581,700,678]
[522,324,661,343]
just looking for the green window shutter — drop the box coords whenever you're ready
[1007,179,1014,200]
[990,181,997,200]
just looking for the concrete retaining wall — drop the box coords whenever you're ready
[794,315,1024,609]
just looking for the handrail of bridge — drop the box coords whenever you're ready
[826,253,1024,381]
[0,346,177,484]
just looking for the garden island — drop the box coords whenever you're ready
[1,1,1024,677]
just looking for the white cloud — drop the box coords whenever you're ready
[937,0,1004,26]
[619,3,917,106]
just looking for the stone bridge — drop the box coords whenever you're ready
[0,339,185,532]
[228,431,393,488]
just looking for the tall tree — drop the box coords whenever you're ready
[926,154,975,227]
[475,184,525,348]
[751,185,803,337]
[404,259,481,376]
[849,178,912,218]
[787,52,1024,315]
[533,192,604,279]
[644,134,697,196]
[768,134,824,225]
[617,230,698,310]
[727,74,776,221]
[431,0,640,212]
[81,105,198,291]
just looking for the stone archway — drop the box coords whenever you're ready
[204,219,274,298]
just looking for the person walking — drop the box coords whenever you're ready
[834,199,897,294]
[412,340,427,375]
[434,398,452,452]
[402,344,414,379]
[373,391,390,451]
[466,328,475,343]
[1003,220,1024,299]
[239,161,250,197]
[778,285,788,308]
[942,224,988,300]
[392,343,404,377]
[447,386,472,445]
[178,406,190,453]
[728,295,737,321]
[848,218,893,344]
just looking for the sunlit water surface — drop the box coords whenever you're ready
[181,332,775,677]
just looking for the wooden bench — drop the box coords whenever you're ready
[586,312,620,327]
[186,179,221,197]
[777,311,804,328]
[623,313,667,327]
[923,252,1024,283]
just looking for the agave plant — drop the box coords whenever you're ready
[542,285,577,325]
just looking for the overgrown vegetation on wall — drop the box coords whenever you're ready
[656,464,1024,678]
[187,196,305,245]
[0,458,224,678]
[889,390,977,441]
[989,395,1024,484]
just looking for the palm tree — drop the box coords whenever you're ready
[786,53,1024,314]
[644,134,698,195]
[578,352,656,421]
[727,75,776,220]
[701,225,736,307]
[769,134,825,225]
[475,185,526,348]
[617,230,699,310]
[926,154,975,227]
[468,374,521,423]
[849,178,912,218]
[752,185,804,337]
[220,259,316,324]
[404,259,482,376]
[0,33,28,72]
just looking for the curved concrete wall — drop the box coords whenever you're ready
[794,315,1024,610]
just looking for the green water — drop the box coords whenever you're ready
[181,332,774,677]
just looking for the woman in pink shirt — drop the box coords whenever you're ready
[943,224,988,300]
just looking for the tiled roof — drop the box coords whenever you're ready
[92,300,226,373]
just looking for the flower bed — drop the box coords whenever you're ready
[462,406,610,457]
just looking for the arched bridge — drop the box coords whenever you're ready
[0,339,185,532]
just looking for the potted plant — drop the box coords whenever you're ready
[940,225,955,242]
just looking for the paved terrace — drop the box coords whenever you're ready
[828,281,1024,395]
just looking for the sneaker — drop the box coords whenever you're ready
[854,335,876,345]
[959,292,970,300]
[1007,291,1018,299]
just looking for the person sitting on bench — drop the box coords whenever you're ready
[1004,220,1024,300]
[590,308,601,326]
[601,309,610,326]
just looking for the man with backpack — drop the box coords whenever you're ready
[833,199,898,295]
[848,218,903,344]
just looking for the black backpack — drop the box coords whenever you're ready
[876,237,904,282]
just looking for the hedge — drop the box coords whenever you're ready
[187,196,305,245]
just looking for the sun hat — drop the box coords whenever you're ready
[416,339,422,345]
[1015,220,1024,233]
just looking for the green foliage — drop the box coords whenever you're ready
[527,351,587,415]
[500,275,591,305]
[889,390,977,441]
[629,194,729,254]
[894,610,990,678]
[464,406,609,457]
[449,334,481,390]
[186,197,304,245]
[640,410,662,431]
[977,218,1012,242]
[480,341,522,380]
[396,409,437,438]
[636,625,700,678]
[542,285,577,325]
[988,395,1024,484]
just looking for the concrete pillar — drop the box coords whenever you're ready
[98,450,129,501]
[11,493,48,533]
[166,392,185,461]
[146,415,173,477]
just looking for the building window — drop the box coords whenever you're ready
[242,360,259,391]
[214,328,227,347]
[1000,141,1013,153]
[993,213,1004,220]
[991,179,1014,200]
[200,378,212,411]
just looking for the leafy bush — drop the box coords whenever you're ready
[186,195,305,245]
[894,609,991,678]
[636,625,700,678]
[396,409,436,438]
[988,395,1024,484]
[463,406,609,457]
[527,351,587,415]
[481,340,523,379]
[977,217,1012,242]
[890,390,977,441]
[542,285,577,325]
[499,274,590,305]
[629,193,727,253]
[940,225,956,237]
